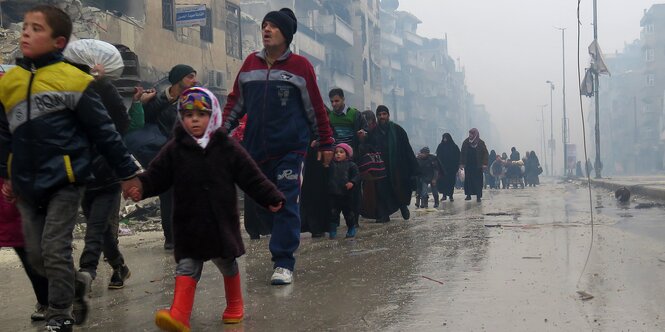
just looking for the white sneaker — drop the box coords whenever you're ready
[270,267,293,285]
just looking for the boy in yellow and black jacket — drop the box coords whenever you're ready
[0,5,138,331]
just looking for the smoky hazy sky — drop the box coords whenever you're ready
[398,0,659,173]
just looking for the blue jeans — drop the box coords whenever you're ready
[18,184,84,321]
[79,184,124,279]
[257,152,304,271]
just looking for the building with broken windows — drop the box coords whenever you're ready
[240,0,383,112]
[379,0,488,149]
[596,4,665,174]
[0,0,493,150]
[1,0,244,101]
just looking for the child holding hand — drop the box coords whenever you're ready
[124,87,284,331]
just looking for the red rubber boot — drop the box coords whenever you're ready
[155,276,197,332]
[222,273,244,324]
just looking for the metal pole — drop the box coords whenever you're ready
[540,104,549,176]
[558,27,568,177]
[548,82,554,176]
[593,0,602,178]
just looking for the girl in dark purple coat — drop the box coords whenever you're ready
[125,87,285,331]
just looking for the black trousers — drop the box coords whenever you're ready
[330,194,356,229]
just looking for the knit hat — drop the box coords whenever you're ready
[336,143,353,158]
[376,105,390,116]
[420,146,430,154]
[168,64,196,84]
[262,8,298,45]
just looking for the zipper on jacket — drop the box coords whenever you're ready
[26,64,37,191]
[262,65,270,161]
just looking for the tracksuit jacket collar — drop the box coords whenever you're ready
[16,51,64,70]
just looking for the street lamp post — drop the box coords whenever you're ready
[546,81,555,176]
[539,104,549,176]
[555,27,568,177]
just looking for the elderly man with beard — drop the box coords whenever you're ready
[364,105,418,222]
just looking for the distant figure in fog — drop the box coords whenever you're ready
[486,150,497,188]
[525,151,541,186]
[436,133,460,202]
[460,128,489,202]
[576,161,584,177]
[510,147,521,161]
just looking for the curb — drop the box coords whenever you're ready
[587,178,665,202]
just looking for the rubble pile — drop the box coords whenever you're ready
[0,25,20,63]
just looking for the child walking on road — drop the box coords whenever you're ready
[124,87,285,331]
[0,5,140,331]
[328,143,360,239]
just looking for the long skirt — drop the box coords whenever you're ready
[464,167,484,197]
[299,148,330,235]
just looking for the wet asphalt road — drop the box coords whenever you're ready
[1,179,665,331]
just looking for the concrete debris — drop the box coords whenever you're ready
[0,25,22,63]
[576,290,594,301]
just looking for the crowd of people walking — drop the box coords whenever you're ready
[0,4,545,332]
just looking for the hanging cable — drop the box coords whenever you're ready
[575,0,596,288]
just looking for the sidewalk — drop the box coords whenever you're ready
[582,175,665,202]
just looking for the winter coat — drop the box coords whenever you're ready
[328,160,360,196]
[87,77,132,190]
[0,178,24,247]
[0,52,139,207]
[223,49,334,164]
[138,126,285,262]
[143,88,178,139]
[460,139,489,170]
[417,154,440,183]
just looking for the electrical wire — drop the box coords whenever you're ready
[576,0,595,288]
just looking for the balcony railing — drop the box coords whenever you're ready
[315,14,354,46]
[294,33,325,63]
[403,31,425,46]
[332,71,355,93]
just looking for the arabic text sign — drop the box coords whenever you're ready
[175,5,207,28]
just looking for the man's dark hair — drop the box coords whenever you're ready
[27,5,73,47]
[328,88,344,99]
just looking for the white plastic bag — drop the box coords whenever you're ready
[63,39,124,79]
[457,168,465,183]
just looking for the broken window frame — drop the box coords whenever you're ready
[200,8,213,43]
[162,0,175,31]
[225,1,242,60]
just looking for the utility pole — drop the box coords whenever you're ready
[593,0,602,178]
[556,27,568,177]
[539,104,549,176]
[546,80,555,176]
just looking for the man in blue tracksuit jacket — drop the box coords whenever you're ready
[223,8,334,285]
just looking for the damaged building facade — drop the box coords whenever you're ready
[1,0,244,99]
[241,0,383,114]
[0,0,493,149]
[597,4,665,174]
[240,0,489,149]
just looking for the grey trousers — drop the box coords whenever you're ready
[17,184,84,321]
[176,257,238,281]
